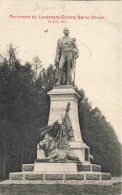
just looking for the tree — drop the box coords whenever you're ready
[78,91,121,176]
[0,45,39,179]
[32,56,42,80]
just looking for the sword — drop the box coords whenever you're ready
[72,55,76,85]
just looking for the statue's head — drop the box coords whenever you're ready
[39,133,55,157]
[63,28,69,36]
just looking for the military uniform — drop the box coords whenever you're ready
[55,36,79,85]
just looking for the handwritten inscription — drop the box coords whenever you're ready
[33,4,66,14]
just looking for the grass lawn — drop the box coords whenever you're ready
[0,183,121,195]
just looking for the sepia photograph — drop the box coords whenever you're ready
[0,0,121,194]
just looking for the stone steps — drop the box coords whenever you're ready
[9,163,111,182]
[9,171,111,181]
[22,164,34,172]
[78,164,101,172]
[22,164,101,172]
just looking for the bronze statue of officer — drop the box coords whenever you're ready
[55,28,79,85]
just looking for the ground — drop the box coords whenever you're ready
[0,177,121,195]
[0,183,121,195]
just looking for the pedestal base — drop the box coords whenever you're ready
[47,86,91,163]
[9,163,111,184]
[34,162,78,172]
[9,171,111,182]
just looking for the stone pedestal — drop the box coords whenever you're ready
[47,85,90,164]
[34,162,78,172]
[9,85,112,183]
[9,163,112,182]
[48,85,82,142]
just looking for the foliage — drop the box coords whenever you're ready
[78,90,121,176]
[0,44,121,179]
[0,44,54,179]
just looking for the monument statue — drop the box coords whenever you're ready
[38,103,81,163]
[55,28,79,85]
[39,120,81,163]
[9,28,111,183]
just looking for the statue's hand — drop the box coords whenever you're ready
[75,54,79,59]
[73,48,79,59]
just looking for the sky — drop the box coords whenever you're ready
[0,0,121,143]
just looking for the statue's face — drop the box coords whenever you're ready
[63,28,69,36]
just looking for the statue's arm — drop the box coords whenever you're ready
[72,38,79,59]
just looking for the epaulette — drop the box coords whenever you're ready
[58,37,63,42]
